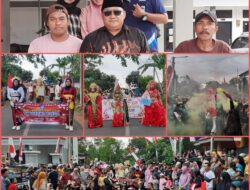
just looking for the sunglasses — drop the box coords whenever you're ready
[103,10,122,17]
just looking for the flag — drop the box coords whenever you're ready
[55,137,60,153]
[8,138,16,158]
[19,138,23,162]
[8,73,13,88]
[62,72,70,87]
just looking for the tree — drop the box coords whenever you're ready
[138,75,154,92]
[2,54,46,86]
[84,54,140,67]
[84,68,116,91]
[138,54,166,93]
[126,71,140,86]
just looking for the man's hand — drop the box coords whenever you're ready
[132,4,146,18]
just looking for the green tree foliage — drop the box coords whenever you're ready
[78,138,126,164]
[79,138,175,165]
[84,68,116,91]
[2,54,47,86]
[84,54,140,67]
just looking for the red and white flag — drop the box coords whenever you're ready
[7,73,13,88]
[19,138,23,162]
[55,137,60,153]
[8,138,16,158]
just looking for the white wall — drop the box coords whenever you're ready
[10,7,40,44]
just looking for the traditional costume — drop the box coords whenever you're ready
[112,84,129,127]
[85,83,103,128]
[141,80,166,127]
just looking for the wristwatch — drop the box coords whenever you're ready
[142,13,148,21]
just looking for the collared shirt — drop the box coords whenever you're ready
[80,25,149,53]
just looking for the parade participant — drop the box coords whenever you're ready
[203,163,215,190]
[48,82,55,102]
[206,88,217,135]
[28,4,82,53]
[216,172,231,190]
[48,165,59,190]
[223,91,242,135]
[55,78,62,103]
[1,169,10,190]
[141,80,166,127]
[123,0,168,52]
[7,77,25,130]
[7,178,17,190]
[80,0,149,53]
[71,168,81,189]
[112,83,129,127]
[28,81,35,103]
[33,172,47,190]
[179,164,192,190]
[34,78,46,103]
[60,78,77,131]
[57,0,82,38]
[29,170,37,190]
[80,0,104,38]
[174,10,231,53]
[85,83,103,128]
[159,173,167,190]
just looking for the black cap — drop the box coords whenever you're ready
[195,10,218,25]
[101,0,124,11]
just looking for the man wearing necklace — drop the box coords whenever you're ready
[28,4,82,53]
[174,10,231,53]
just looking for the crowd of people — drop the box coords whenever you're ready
[84,80,166,128]
[1,148,248,190]
[6,77,77,131]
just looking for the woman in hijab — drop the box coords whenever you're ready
[80,0,104,38]
[57,0,82,38]
[216,172,231,190]
[60,78,77,131]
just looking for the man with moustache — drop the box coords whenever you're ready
[28,4,82,53]
[174,10,231,53]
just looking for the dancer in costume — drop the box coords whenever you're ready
[85,83,103,128]
[112,83,129,127]
[141,80,166,127]
[7,77,25,130]
[34,78,46,103]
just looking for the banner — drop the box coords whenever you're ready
[102,98,144,120]
[14,103,69,124]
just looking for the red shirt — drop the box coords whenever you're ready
[60,86,77,103]
[8,183,17,190]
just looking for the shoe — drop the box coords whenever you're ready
[16,126,21,130]
[65,125,69,130]
[12,126,16,130]
[69,126,73,131]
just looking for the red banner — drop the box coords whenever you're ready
[13,103,69,125]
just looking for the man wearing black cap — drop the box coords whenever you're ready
[174,10,231,53]
[80,0,149,53]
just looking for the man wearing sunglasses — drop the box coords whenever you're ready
[123,0,168,52]
[28,4,82,53]
[80,0,149,53]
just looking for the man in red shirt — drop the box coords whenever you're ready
[60,78,77,131]
[174,10,231,53]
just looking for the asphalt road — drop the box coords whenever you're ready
[2,101,83,137]
[84,118,166,136]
